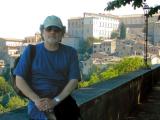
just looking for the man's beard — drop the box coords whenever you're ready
[45,37,61,45]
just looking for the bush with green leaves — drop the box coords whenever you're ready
[0,103,5,112]
[1,94,10,107]
[6,96,27,110]
[0,76,28,112]
[0,76,12,96]
[79,56,145,88]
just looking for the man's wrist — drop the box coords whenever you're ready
[53,96,61,105]
[31,95,40,102]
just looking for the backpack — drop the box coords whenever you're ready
[10,44,36,98]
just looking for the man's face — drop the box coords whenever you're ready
[43,26,63,45]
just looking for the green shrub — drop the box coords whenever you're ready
[0,76,12,96]
[79,56,145,88]
[6,96,27,110]
[78,81,90,88]
[0,104,5,112]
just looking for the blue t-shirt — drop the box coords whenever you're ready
[14,42,81,119]
[14,42,80,97]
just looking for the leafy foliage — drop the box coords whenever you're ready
[2,64,10,81]
[148,5,160,17]
[0,76,12,96]
[1,94,10,106]
[114,56,145,75]
[0,76,28,112]
[78,40,89,54]
[111,30,119,39]
[6,96,27,110]
[78,37,101,55]
[89,73,100,85]
[105,0,160,17]
[79,56,145,87]
[99,67,118,80]
[0,103,5,112]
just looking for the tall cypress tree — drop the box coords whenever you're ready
[119,22,126,39]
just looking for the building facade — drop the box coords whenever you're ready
[120,13,160,44]
[68,12,119,40]
[61,36,80,50]
[153,21,160,45]
[93,39,116,54]
[24,32,41,44]
[2,38,24,57]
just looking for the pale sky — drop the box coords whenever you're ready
[0,0,159,39]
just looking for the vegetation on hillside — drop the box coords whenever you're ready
[0,76,28,113]
[79,56,147,87]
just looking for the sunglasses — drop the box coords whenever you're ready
[45,26,61,33]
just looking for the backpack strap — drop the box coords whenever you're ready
[10,44,36,98]
[28,44,36,63]
[26,44,36,86]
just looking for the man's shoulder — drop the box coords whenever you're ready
[33,42,44,51]
[61,43,76,52]
[36,42,43,47]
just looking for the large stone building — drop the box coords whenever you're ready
[116,39,144,57]
[0,38,24,57]
[152,21,160,45]
[68,12,119,40]
[0,37,24,66]
[0,38,7,53]
[24,32,41,44]
[93,39,116,54]
[120,13,160,44]
[120,14,159,28]
[61,36,80,50]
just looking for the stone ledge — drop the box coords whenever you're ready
[0,64,160,120]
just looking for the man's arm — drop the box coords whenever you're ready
[16,76,49,111]
[55,79,78,102]
[45,79,78,109]
[16,75,40,102]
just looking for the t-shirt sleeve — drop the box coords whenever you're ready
[13,45,32,80]
[68,49,81,81]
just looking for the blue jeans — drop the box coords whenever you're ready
[28,101,47,120]
[28,96,81,120]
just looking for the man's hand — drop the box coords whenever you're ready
[34,98,57,112]
[34,98,49,111]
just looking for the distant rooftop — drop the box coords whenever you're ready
[0,37,24,42]
[69,12,120,20]
[119,13,160,18]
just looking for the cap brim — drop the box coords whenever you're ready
[44,24,63,30]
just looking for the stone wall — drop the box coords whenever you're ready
[74,64,160,120]
[0,65,160,120]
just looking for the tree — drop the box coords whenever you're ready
[0,76,12,96]
[119,22,126,39]
[111,30,119,39]
[2,64,10,81]
[78,40,90,54]
[105,0,160,17]
[0,104,5,112]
